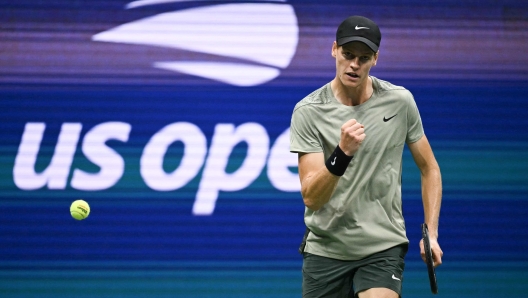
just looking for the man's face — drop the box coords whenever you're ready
[332,41,378,88]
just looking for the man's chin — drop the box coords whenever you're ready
[341,76,361,88]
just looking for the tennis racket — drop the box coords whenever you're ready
[422,223,438,294]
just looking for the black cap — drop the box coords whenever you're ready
[336,16,381,52]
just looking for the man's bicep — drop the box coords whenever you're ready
[298,152,325,184]
[408,135,438,171]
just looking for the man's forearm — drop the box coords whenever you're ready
[421,167,442,238]
[301,167,340,211]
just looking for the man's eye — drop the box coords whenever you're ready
[361,56,370,61]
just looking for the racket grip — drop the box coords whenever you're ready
[298,227,310,254]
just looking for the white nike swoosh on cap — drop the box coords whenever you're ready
[392,274,401,281]
[355,25,369,30]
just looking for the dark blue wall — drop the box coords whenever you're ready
[1,1,527,296]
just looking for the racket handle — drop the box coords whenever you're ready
[298,227,310,254]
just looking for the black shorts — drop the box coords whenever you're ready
[302,244,408,298]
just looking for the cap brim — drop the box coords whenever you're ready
[337,36,378,52]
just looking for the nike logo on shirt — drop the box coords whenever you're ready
[392,274,401,281]
[383,114,397,122]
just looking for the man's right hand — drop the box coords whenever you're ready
[339,119,366,156]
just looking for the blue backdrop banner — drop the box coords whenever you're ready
[1,1,528,297]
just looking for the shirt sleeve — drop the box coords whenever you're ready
[289,105,323,153]
[405,92,425,144]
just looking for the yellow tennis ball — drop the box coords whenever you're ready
[70,200,90,220]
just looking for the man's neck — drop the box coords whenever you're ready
[331,76,373,106]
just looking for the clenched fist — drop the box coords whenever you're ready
[338,119,365,156]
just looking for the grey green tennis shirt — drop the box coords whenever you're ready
[290,76,424,260]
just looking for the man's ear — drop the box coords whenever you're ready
[373,51,379,65]
[332,41,337,58]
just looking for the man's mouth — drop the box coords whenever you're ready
[346,72,359,78]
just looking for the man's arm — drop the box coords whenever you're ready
[298,152,340,211]
[298,119,365,211]
[408,134,443,267]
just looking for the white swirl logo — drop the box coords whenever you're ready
[92,0,299,86]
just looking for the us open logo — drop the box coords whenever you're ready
[92,0,299,86]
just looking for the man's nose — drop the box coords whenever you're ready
[350,58,359,69]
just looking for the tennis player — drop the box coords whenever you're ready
[290,15,443,297]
